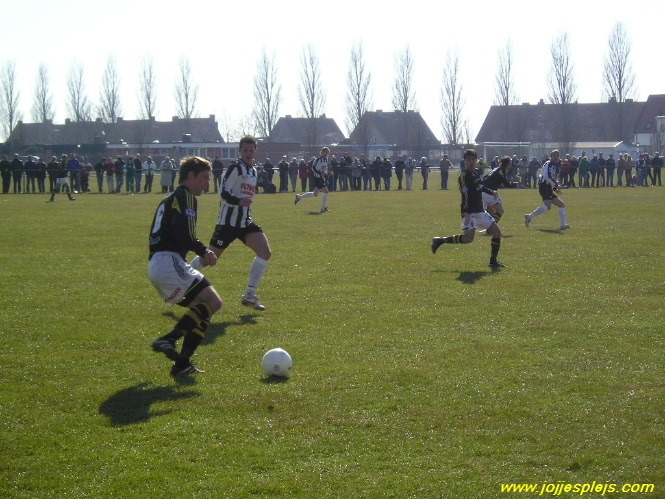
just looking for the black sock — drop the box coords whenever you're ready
[177,304,212,362]
[443,234,464,244]
[490,237,501,262]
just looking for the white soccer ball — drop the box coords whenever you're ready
[262,348,293,378]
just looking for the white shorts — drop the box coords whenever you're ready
[461,211,496,231]
[148,251,203,306]
[56,178,69,187]
[482,191,501,208]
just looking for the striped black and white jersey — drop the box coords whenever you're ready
[312,156,329,178]
[539,160,559,188]
[217,159,257,228]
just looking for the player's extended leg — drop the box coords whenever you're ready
[241,231,271,311]
[431,228,474,254]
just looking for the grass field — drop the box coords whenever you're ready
[1,181,663,498]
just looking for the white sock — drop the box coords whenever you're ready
[529,204,548,219]
[245,257,269,297]
[299,192,315,199]
[190,255,204,272]
[321,192,328,208]
[559,207,567,224]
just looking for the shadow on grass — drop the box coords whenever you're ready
[99,382,200,426]
[261,375,290,384]
[307,211,323,216]
[455,270,490,284]
[538,228,567,234]
[202,314,259,346]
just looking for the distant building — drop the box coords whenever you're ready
[6,115,232,164]
[348,110,440,160]
[269,115,345,149]
[475,97,658,160]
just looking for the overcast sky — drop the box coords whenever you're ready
[2,0,663,142]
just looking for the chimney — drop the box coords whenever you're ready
[183,133,192,143]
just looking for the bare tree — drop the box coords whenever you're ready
[603,23,636,103]
[345,40,373,137]
[174,56,198,119]
[0,60,22,140]
[67,61,92,122]
[494,40,518,106]
[392,45,416,113]
[603,22,637,141]
[299,43,325,119]
[546,33,577,105]
[546,33,579,151]
[252,49,281,138]
[99,56,122,123]
[440,49,466,145]
[31,64,54,123]
[138,55,157,119]
[298,44,325,146]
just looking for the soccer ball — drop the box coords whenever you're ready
[262,348,293,378]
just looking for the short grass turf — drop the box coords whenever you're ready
[0,181,663,498]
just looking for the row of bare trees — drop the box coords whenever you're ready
[0,54,200,141]
[1,22,637,146]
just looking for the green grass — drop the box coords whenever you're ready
[1,182,663,498]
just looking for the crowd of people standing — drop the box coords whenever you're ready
[2,149,661,198]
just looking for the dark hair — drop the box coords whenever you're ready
[464,149,477,159]
[239,135,258,149]
[178,156,211,184]
[500,156,512,168]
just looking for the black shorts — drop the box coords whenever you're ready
[538,182,558,201]
[209,223,263,250]
[312,176,327,189]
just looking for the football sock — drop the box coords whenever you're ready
[442,234,465,244]
[299,192,315,199]
[246,257,268,297]
[529,204,548,219]
[559,207,567,224]
[490,237,501,262]
[321,192,328,208]
[178,303,212,361]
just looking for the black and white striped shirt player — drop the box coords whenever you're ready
[190,135,273,311]
[524,149,570,229]
[295,146,331,212]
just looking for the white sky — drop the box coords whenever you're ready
[2,0,663,142]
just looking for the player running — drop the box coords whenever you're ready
[524,149,570,230]
[295,146,331,212]
[431,149,506,269]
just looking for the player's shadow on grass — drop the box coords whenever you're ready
[202,314,259,346]
[307,211,323,215]
[539,228,568,234]
[455,270,489,284]
[99,382,200,426]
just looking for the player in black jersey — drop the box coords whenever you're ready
[148,156,222,377]
[482,156,519,223]
[431,149,506,269]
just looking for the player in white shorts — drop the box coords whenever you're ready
[148,156,222,378]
